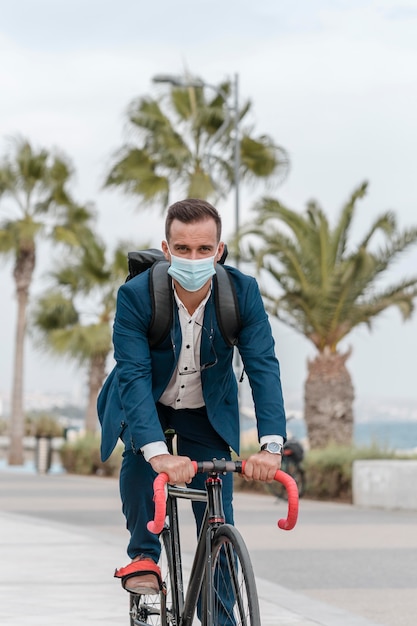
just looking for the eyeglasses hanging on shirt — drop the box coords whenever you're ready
[178,321,218,375]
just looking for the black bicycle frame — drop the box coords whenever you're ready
[164,472,226,626]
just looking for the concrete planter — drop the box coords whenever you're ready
[353,459,417,510]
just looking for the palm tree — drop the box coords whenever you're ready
[239,182,417,448]
[0,137,93,464]
[31,238,132,433]
[105,76,289,210]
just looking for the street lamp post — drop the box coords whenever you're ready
[232,73,240,267]
[152,73,240,267]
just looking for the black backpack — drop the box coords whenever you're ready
[126,248,242,348]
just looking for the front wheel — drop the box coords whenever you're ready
[205,524,261,626]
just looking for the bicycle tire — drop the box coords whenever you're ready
[205,524,261,626]
[129,529,176,626]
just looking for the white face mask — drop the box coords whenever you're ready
[167,247,218,292]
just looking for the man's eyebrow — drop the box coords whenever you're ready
[174,243,213,248]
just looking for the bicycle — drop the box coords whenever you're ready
[129,458,299,626]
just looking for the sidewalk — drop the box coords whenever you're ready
[1,466,416,625]
[1,509,380,626]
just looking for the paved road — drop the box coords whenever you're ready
[1,467,416,625]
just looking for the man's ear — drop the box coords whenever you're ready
[216,241,225,262]
[161,240,170,261]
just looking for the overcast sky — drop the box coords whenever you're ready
[1,0,417,415]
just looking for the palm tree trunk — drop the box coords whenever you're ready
[8,246,35,465]
[304,348,354,449]
[8,288,29,465]
[85,354,107,433]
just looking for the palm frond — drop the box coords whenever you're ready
[239,185,417,351]
[105,74,290,210]
[332,181,368,260]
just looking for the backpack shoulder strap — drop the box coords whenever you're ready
[213,265,242,347]
[148,260,172,348]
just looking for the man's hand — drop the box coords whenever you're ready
[149,454,196,484]
[243,450,282,482]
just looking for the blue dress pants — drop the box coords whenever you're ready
[119,403,234,561]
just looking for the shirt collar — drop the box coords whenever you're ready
[173,283,212,321]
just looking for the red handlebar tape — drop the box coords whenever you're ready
[241,460,298,530]
[147,471,169,534]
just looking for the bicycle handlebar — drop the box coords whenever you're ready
[147,459,299,535]
[241,460,299,531]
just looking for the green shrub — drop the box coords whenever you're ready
[60,433,122,477]
[304,445,351,500]
[25,413,64,438]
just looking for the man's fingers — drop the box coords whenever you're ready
[150,455,195,484]
[244,453,281,482]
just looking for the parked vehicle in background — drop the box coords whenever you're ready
[267,436,305,501]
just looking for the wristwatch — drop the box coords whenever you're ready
[260,442,283,455]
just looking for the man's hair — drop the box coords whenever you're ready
[165,198,222,242]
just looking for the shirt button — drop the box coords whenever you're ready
[181,385,185,389]
[186,344,190,349]
[176,399,180,403]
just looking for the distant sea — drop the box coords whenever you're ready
[240,413,417,451]
[286,419,417,452]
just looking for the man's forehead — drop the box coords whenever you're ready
[169,218,218,240]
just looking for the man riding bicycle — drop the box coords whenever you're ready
[97,198,287,596]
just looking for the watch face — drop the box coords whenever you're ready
[266,442,282,454]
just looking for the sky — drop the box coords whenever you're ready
[1,0,417,417]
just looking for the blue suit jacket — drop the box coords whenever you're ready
[97,265,286,461]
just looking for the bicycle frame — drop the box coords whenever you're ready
[148,460,299,626]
